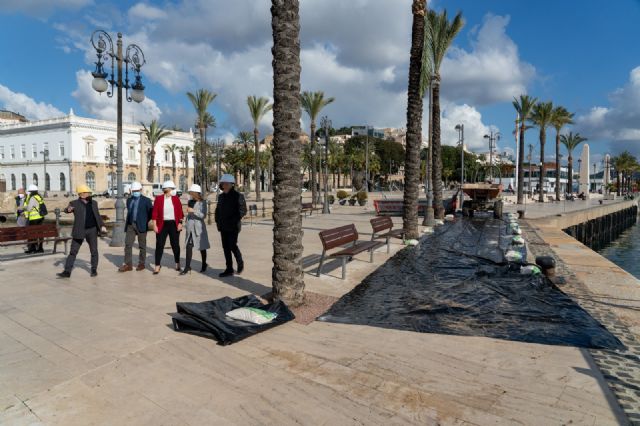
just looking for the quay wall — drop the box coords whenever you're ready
[563,204,638,251]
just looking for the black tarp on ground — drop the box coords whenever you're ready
[171,295,295,345]
[318,215,624,350]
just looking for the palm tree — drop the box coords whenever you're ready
[165,143,179,182]
[141,120,172,182]
[248,95,273,201]
[529,101,554,202]
[179,145,193,188]
[236,131,254,191]
[559,133,586,196]
[300,91,334,207]
[423,9,464,218]
[550,106,574,200]
[512,95,537,204]
[400,0,427,238]
[270,0,305,306]
[186,89,217,189]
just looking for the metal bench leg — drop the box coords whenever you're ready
[386,236,390,253]
[370,248,375,263]
[53,240,58,254]
[316,251,325,277]
[341,257,347,279]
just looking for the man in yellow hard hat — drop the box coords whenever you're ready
[57,184,106,278]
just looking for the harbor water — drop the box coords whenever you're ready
[599,222,640,280]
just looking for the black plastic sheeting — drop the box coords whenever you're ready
[318,214,624,350]
[171,295,295,345]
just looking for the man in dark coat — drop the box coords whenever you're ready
[215,174,247,277]
[57,184,106,278]
[119,181,153,272]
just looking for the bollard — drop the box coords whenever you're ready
[535,256,556,278]
[262,199,266,218]
[207,200,212,225]
[517,209,525,219]
[54,207,61,230]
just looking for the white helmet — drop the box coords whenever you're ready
[28,184,38,192]
[219,174,235,184]
[131,181,142,191]
[188,184,202,194]
[162,180,176,189]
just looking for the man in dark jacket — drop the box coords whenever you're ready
[119,181,153,272]
[57,184,106,278]
[215,174,247,277]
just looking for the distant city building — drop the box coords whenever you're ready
[351,126,385,139]
[0,110,195,194]
[0,110,27,124]
[522,163,569,194]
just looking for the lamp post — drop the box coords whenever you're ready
[483,130,501,181]
[578,158,582,195]
[89,30,146,247]
[528,144,533,197]
[40,149,49,197]
[593,162,597,193]
[455,124,464,211]
[364,124,370,208]
[320,116,331,214]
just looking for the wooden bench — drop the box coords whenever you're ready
[0,223,71,255]
[317,224,384,279]
[301,202,316,217]
[370,216,405,253]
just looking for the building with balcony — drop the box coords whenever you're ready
[0,110,195,195]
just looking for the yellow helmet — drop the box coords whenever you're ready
[76,184,92,194]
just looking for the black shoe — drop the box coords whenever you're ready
[236,262,244,274]
[35,248,44,253]
[180,267,191,276]
[57,271,71,278]
[24,248,35,254]
[200,263,208,273]
[219,269,234,278]
[90,270,98,277]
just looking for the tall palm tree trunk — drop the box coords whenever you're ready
[555,133,561,200]
[271,0,304,306]
[310,122,317,205]
[147,151,155,182]
[402,0,425,239]
[539,130,545,202]
[567,153,573,194]
[431,79,444,218]
[254,129,261,201]
[517,126,526,204]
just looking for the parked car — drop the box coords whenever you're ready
[105,181,132,198]
[151,182,182,197]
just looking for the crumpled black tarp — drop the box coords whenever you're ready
[318,214,624,350]
[171,294,295,345]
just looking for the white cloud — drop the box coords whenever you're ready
[0,84,64,120]
[440,14,536,105]
[128,3,167,21]
[0,0,92,19]
[438,102,495,151]
[71,70,162,124]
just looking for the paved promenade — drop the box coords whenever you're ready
[0,204,629,425]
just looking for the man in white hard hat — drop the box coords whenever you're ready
[120,182,153,272]
[23,184,47,253]
[215,174,247,277]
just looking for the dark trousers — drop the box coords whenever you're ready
[185,236,206,269]
[220,231,242,270]
[27,218,44,251]
[124,223,147,265]
[64,227,98,272]
[155,220,180,266]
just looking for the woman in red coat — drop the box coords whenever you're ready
[151,181,184,274]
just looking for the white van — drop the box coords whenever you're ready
[151,182,183,197]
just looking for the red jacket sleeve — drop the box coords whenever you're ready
[173,196,184,222]
[151,195,162,221]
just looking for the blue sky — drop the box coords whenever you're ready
[1,0,640,169]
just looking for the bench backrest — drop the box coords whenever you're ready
[0,224,59,243]
[370,216,393,233]
[301,202,313,210]
[319,224,358,251]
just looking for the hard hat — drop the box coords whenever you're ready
[188,184,202,194]
[130,181,142,191]
[162,180,176,189]
[219,174,235,184]
[77,184,92,194]
[27,184,38,192]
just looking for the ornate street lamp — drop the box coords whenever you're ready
[455,124,464,211]
[90,30,146,246]
[483,131,501,181]
[320,116,332,214]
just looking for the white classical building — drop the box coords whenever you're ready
[0,111,195,195]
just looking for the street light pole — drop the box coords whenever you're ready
[455,124,464,211]
[528,144,533,197]
[483,130,501,181]
[89,30,146,247]
[40,149,49,197]
[365,125,369,208]
[321,116,331,214]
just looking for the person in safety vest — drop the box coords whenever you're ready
[57,184,106,278]
[23,184,46,253]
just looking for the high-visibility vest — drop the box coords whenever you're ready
[24,194,44,221]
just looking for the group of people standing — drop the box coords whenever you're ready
[56,174,246,279]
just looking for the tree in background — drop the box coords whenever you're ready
[141,120,172,182]
[550,106,574,200]
[186,89,217,189]
[375,138,405,183]
[512,95,537,204]
[247,95,273,200]
[529,101,554,201]
[235,131,254,191]
[165,144,179,182]
[560,132,587,195]
[179,145,193,188]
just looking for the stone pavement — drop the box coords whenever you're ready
[0,205,628,425]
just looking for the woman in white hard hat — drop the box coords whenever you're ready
[214,174,247,277]
[180,184,210,275]
[151,180,184,274]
